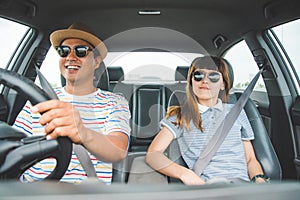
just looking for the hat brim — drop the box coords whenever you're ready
[50,29,107,60]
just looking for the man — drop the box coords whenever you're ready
[13,22,131,184]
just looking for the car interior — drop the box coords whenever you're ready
[0,0,300,199]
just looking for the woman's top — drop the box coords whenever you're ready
[161,99,254,182]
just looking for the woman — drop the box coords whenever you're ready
[145,56,268,185]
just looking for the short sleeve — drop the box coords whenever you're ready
[160,115,184,139]
[12,100,44,136]
[239,109,255,140]
[105,94,131,138]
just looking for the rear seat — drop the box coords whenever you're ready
[107,66,189,152]
[107,65,188,153]
[130,84,166,152]
[110,66,190,183]
[108,65,190,183]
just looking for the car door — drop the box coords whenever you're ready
[271,19,300,179]
[225,18,300,180]
[224,41,271,135]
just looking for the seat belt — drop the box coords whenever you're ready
[73,144,98,178]
[193,67,264,176]
[35,67,98,178]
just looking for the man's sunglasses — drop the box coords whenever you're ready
[192,70,221,83]
[55,45,92,58]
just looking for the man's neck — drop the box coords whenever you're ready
[64,84,97,96]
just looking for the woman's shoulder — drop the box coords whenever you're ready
[222,102,248,120]
[222,103,235,109]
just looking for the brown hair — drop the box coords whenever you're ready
[167,56,231,131]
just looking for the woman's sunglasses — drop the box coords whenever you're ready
[55,45,92,58]
[192,70,221,83]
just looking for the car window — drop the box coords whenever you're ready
[271,19,300,92]
[105,52,201,82]
[0,17,29,70]
[40,49,202,86]
[39,47,61,87]
[40,26,205,86]
[42,42,265,89]
[224,40,266,91]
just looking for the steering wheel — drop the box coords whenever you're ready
[0,68,72,181]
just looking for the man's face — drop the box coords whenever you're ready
[58,38,100,86]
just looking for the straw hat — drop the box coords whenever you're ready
[50,22,107,59]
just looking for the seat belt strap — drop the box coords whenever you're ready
[73,144,98,178]
[35,67,98,178]
[193,67,264,176]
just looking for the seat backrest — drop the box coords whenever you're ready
[167,59,282,182]
[233,92,282,179]
[130,84,166,152]
[112,151,168,184]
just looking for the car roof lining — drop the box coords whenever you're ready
[1,0,299,56]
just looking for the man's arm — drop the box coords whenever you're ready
[80,128,129,162]
[31,99,129,163]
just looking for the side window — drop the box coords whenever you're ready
[224,40,265,91]
[0,17,29,70]
[39,48,61,87]
[271,19,300,92]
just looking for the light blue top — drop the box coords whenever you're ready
[161,99,254,182]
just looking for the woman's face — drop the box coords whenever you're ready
[191,68,225,106]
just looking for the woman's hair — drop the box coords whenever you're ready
[166,55,231,131]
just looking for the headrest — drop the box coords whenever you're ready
[175,66,189,81]
[94,62,110,91]
[107,66,124,82]
[223,58,234,89]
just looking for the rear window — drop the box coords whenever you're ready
[105,52,201,82]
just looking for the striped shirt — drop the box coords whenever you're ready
[161,99,254,182]
[13,87,131,184]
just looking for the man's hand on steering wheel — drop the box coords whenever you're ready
[0,68,72,181]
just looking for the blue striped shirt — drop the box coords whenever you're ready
[13,88,131,184]
[161,99,254,182]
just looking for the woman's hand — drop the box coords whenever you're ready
[180,168,206,185]
[146,127,205,185]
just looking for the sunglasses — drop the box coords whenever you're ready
[55,45,92,58]
[192,70,221,83]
